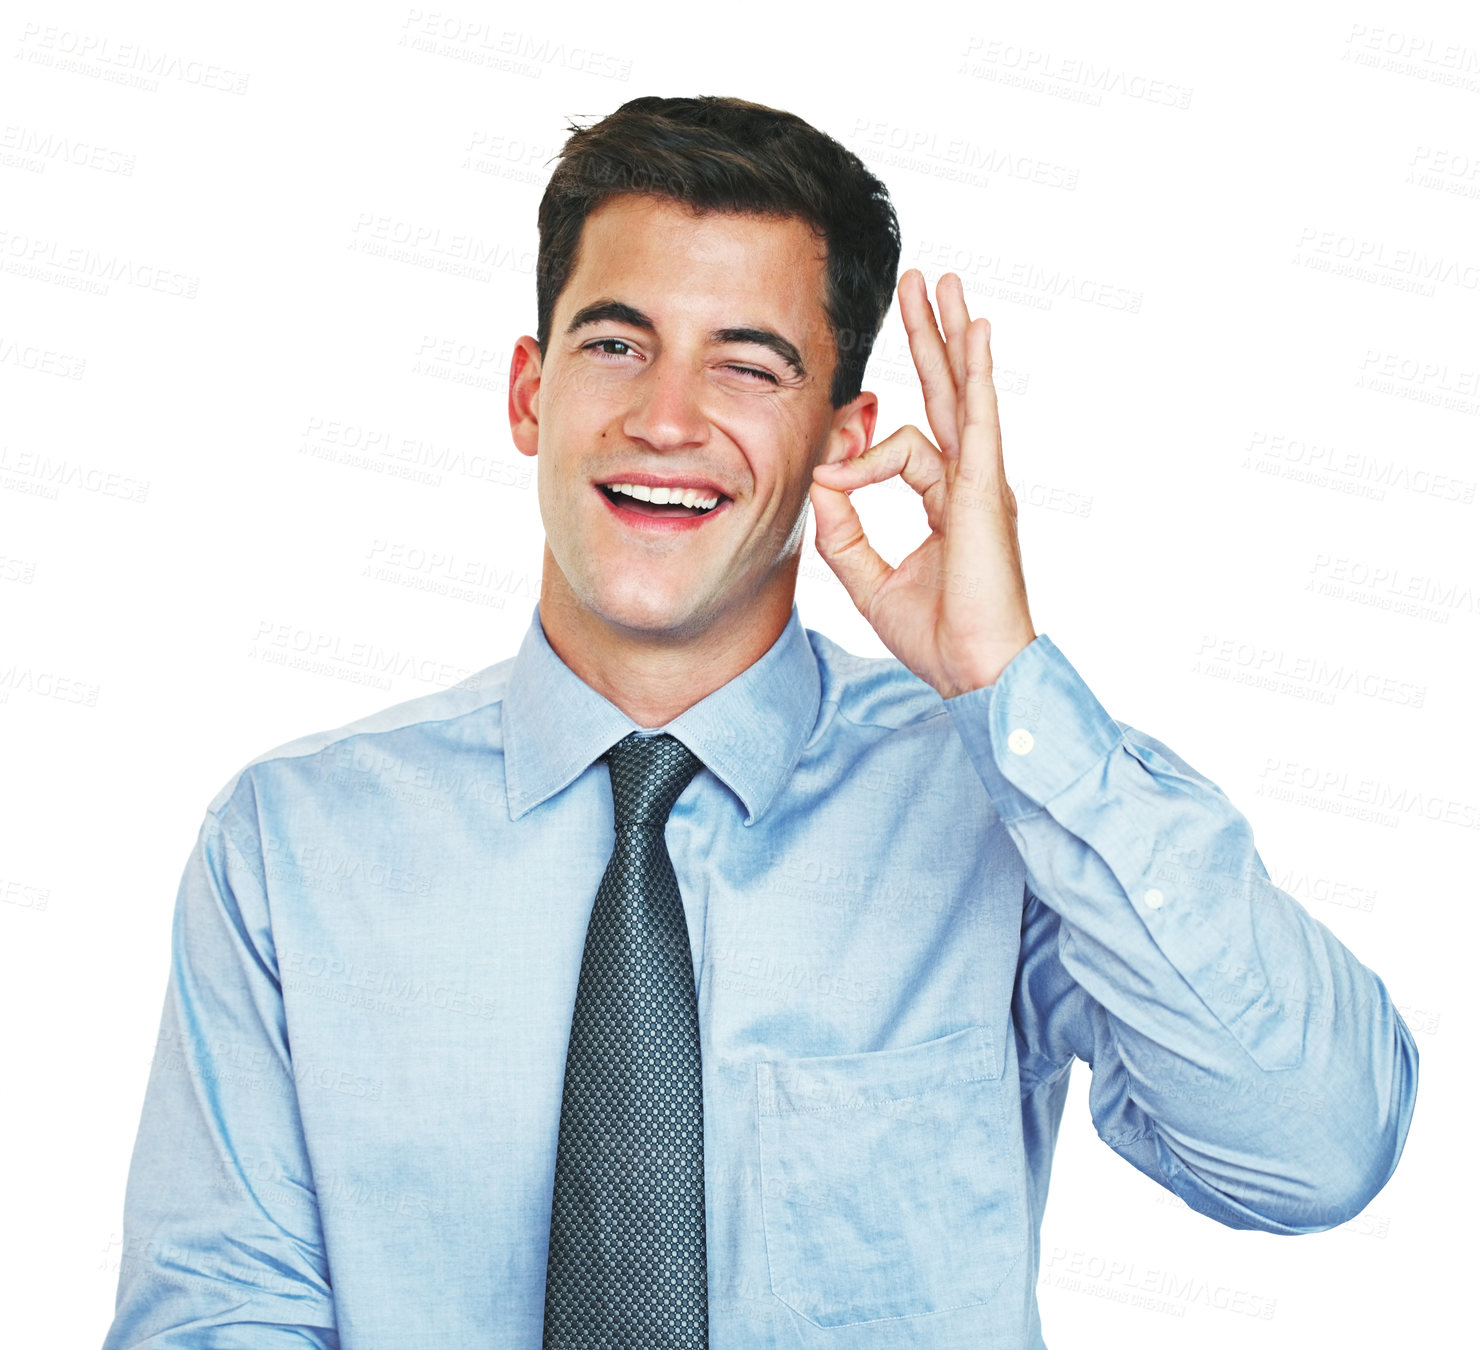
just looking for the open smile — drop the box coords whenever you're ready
[595,479,732,531]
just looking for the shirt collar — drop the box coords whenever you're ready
[502,600,821,827]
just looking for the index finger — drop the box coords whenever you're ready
[898,270,961,457]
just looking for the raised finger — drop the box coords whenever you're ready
[957,317,1005,498]
[897,270,960,457]
[936,273,973,414]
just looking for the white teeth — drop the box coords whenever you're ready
[605,482,721,511]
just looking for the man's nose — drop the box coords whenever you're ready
[622,360,708,451]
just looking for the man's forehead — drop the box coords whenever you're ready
[583,192,826,253]
[563,195,831,341]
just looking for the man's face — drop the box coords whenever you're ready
[509,194,875,647]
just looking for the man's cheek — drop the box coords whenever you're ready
[744,394,822,460]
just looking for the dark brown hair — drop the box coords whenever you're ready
[536,95,901,407]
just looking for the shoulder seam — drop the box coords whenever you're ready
[820,693,950,736]
[208,694,508,819]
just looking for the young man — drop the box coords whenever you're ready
[103,96,1417,1349]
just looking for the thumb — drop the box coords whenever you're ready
[809,479,892,615]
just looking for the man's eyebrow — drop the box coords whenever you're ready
[564,300,807,380]
[710,327,807,380]
[565,299,655,335]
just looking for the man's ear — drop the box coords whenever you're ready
[819,389,879,469]
[508,335,543,458]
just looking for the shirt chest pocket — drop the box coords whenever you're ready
[756,1026,1029,1329]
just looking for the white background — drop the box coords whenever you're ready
[3,1,1475,1344]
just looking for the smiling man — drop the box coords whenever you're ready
[103,96,1417,1350]
[509,194,867,727]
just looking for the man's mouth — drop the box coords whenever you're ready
[597,480,729,519]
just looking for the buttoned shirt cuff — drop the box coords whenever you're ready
[942,635,1124,821]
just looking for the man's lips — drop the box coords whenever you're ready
[592,470,734,531]
[594,471,731,501]
[594,482,732,531]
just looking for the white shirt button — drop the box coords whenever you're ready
[1007,728,1035,755]
[1144,888,1165,909]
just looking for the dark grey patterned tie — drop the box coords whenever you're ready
[543,732,709,1349]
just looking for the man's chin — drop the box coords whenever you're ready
[565,583,722,644]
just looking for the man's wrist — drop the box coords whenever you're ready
[936,631,1038,699]
[945,635,1123,820]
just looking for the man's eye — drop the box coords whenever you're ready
[726,364,779,384]
[586,338,637,359]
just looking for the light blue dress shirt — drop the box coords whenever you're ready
[103,602,1418,1349]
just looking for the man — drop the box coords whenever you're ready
[103,96,1417,1349]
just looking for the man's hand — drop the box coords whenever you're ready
[809,269,1037,697]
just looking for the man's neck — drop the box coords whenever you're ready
[536,563,795,729]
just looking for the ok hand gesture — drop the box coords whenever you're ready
[809,270,1037,697]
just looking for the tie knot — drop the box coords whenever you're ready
[603,732,704,828]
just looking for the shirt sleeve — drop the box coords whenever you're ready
[944,634,1419,1235]
[102,783,340,1348]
